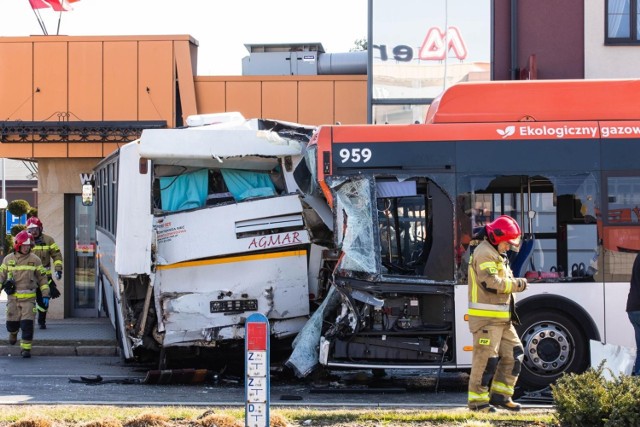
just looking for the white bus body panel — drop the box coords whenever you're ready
[139,126,303,165]
[454,281,635,368]
[156,249,310,345]
[153,195,308,264]
[604,281,634,349]
[114,142,153,276]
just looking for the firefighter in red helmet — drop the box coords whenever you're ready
[0,230,49,358]
[26,217,63,329]
[467,215,528,412]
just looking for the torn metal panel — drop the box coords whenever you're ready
[286,286,340,377]
[139,118,313,170]
[157,250,310,346]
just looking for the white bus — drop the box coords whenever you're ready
[94,113,332,365]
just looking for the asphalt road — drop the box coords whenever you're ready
[0,354,477,407]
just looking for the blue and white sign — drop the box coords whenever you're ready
[6,213,26,234]
[245,312,270,427]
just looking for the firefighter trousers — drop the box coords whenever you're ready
[6,297,36,351]
[35,287,48,326]
[467,321,524,408]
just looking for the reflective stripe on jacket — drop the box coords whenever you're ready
[468,240,516,320]
[32,233,63,275]
[0,252,49,297]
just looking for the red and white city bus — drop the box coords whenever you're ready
[288,79,640,390]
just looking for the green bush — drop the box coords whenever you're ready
[7,199,31,217]
[10,224,25,237]
[552,363,640,426]
[28,207,38,218]
[2,234,11,255]
[605,374,640,426]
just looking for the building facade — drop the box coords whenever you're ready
[0,34,366,319]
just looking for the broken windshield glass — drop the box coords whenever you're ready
[331,176,378,274]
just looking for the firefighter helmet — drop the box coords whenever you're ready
[14,230,34,252]
[486,215,521,247]
[26,217,43,231]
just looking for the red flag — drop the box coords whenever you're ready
[29,0,51,9]
[43,0,76,11]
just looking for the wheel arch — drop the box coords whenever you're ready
[516,294,601,343]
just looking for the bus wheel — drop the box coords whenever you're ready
[516,310,588,390]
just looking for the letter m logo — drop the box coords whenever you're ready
[419,26,468,61]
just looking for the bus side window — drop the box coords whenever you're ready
[206,169,234,206]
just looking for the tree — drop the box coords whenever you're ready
[350,38,367,52]
[7,199,31,217]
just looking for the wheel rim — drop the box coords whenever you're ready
[521,320,574,377]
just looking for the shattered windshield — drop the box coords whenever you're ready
[331,175,455,281]
[332,177,378,274]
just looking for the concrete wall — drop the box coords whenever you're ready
[37,158,99,319]
[493,0,584,80]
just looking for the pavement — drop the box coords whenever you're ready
[0,299,119,357]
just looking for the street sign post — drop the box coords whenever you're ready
[245,313,270,427]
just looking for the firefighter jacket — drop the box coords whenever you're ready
[32,233,63,276]
[0,252,50,300]
[467,240,527,323]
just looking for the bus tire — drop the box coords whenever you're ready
[515,309,588,390]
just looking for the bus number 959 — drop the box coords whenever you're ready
[339,148,372,164]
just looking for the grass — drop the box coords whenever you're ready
[0,406,556,426]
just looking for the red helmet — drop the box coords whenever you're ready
[26,217,43,231]
[486,215,521,247]
[14,230,34,252]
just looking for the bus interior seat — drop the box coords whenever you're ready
[510,235,535,278]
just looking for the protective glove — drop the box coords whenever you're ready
[55,271,62,280]
[2,279,16,296]
[41,297,50,309]
[49,281,61,299]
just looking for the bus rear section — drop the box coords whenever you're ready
[289,79,640,390]
[95,115,332,365]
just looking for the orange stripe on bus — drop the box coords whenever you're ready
[156,250,307,271]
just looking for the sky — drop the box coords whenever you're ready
[2,0,368,75]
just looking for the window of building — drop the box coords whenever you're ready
[606,0,640,43]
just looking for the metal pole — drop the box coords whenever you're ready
[2,158,5,201]
[443,0,448,90]
[0,158,5,258]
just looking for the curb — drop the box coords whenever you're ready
[0,345,120,357]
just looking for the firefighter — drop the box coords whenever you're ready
[467,215,528,412]
[0,230,50,358]
[26,217,63,329]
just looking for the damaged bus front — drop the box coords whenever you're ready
[288,127,457,377]
[94,114,333,365]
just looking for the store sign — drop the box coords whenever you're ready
[374,26,468,62]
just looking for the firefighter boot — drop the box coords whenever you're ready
[21,350,31,358]
[38,311,47,329]
[469,403,497,413]
[8,332,17,345]
[490,394,521,412]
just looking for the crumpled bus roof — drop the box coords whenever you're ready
[137,116,315,170]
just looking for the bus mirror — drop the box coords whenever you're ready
[82,184,94,206]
